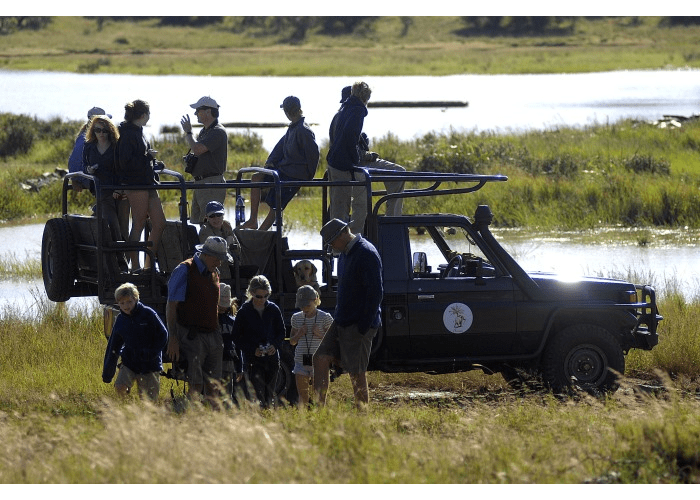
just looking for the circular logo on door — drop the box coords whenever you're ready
[443,303,473,333]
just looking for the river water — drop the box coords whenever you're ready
[2,219,698,317]
[1,69,699,314]
[2,69,700,150]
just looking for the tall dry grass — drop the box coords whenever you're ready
[1,293,700,483]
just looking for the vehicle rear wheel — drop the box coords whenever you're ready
[41,218,76,302]
[542,324,624,394]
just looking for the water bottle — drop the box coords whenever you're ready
[235,195,245,225]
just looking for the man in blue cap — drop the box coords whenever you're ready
[241,95,320,231]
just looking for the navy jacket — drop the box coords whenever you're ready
[102,301,168,382]
[266,117,320,181]
[335,236,383,334]
[326,95,367,171]
[82,141,117,195]
[231,300,286,361]
[116,121,156,186]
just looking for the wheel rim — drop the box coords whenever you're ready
[564,344,608,385]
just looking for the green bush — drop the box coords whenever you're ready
[0,113,36,158]
[622,154,671,175]
[227,130,264,154]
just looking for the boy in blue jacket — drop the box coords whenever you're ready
[102,283,168,401]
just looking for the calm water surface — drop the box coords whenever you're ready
[2,69,700,150]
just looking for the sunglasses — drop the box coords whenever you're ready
[254,293,270,299]
[208,213,223,218]
[94,127,109,134]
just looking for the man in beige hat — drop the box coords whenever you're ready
[166,236,233,402]
[314,218,383,409]
[180,96,228,225]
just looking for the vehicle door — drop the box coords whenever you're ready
[405,222,517,359]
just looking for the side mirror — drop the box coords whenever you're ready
[412,252,427,274]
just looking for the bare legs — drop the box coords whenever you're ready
[313,353,368,409]
[126,190,165,270]
[241,172,264,229]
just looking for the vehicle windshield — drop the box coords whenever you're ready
[406,223,492,278]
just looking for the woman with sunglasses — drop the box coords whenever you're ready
[231,275,286,408]
[116,99,166,272]
[83,115,129,270]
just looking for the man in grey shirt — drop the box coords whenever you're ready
[181,96,228,225]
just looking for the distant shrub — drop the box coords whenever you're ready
[0,114,36,158]
[622,154,671,175]
[228,130,264,154]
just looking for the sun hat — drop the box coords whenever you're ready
[321,218,351,246]
[196,236,233,264]
[219,282,232,308]
[295,285,318,308]
[280,96,301,113]
[87,106,112,119]
[206,200,225,217]
[190,96,220,109]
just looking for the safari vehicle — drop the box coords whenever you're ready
[41,166,662,400]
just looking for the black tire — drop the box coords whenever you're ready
[542,324,624,394]
[41,218,77,302]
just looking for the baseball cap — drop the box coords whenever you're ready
[87,106,112,119]
[281,96,301,113]
[206,200,225,217]
[190,96,220,109]
[295,285,318,308]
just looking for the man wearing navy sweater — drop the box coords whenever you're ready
[314,219,383,408]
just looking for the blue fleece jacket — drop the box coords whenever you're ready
[102,301,168,382]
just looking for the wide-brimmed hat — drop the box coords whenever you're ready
[281,96,301,113]
[206,200,225,217]
[321,218,351,246]
[219,282,232,308]
[190,96,220,109]
[295,285,318,308]
[87,106,111,119]
[196,236,233,264]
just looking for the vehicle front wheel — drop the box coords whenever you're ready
[41,218,77,302]
[542,324,624,394]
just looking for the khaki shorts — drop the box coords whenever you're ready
[315,322,376,374]
[115,364,161,401]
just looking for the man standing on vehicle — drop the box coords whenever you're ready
[313,218,383,409]
[166,236,233,403]
[241,95,320,231]
[180,96,228,225]
[333,85,406,217]
[326,82,373,235]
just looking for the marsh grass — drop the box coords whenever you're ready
[3,17,700,76]
[1,293,700,483]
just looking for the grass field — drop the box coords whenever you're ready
[0,292,699,484]
[2,17,700,76]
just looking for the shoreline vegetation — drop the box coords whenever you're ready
[2,17,700,484]
[2,16,700,76]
